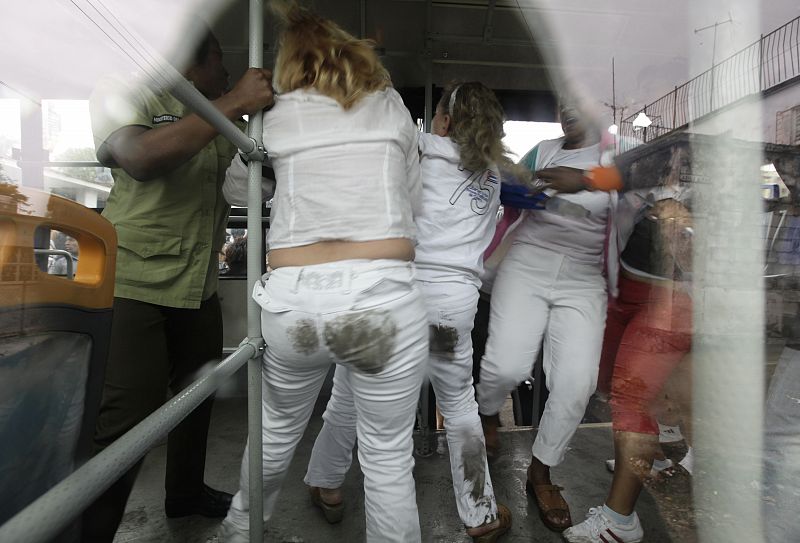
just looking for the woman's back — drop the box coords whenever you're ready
[265,87,420,251]
[414,132,501,284]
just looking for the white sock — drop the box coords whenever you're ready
[679,446,693,475]
[652,457,672,471]
[602,504,635,526]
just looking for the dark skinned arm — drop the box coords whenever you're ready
[98,68,274,181]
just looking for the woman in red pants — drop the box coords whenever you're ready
[565,194,693,543]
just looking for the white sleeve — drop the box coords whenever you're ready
[222,154,276,206]
[407,129,422,218]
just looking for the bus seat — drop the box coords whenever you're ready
[0,183,117,534]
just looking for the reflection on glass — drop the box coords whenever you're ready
[33,225,78,280]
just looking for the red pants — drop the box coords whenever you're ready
[600,273,692,435]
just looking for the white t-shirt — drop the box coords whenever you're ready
[224,87,421,250]
[514,142,611,263]
[414,134,502,286]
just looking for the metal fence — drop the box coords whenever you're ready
[620,15,800,151]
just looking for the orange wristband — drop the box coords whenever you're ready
[584,166,623,191]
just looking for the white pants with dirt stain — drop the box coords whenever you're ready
[476,243,607,467]
[221,259,428,543]
[305,278,499,528]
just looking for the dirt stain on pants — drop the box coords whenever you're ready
[429,324,458,358]
[324,311,397,374]
[287,318,320,355]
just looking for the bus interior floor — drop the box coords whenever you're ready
[114,397,696,543]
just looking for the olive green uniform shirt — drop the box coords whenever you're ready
[90,76,243,309]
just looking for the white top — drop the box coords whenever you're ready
[414,134,501,286]
[223,87,421,250]
[514,140,611,264]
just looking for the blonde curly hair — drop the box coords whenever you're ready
[271,1,391,110]
[439,82,529,182]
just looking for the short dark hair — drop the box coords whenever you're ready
[193,24,216,66]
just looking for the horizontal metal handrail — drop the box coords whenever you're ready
[33,248,74,279]
[0,340,263,543]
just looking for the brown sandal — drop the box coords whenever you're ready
[469,503,512,542]
[525,481,572,532]
[309,486,344,524]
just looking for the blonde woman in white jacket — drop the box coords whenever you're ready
[303,82,519,542]
[218,5,428,543]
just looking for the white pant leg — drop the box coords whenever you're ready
[422,279,499,528]
[532,256,607,466]
[223,261,427,543]
[346,282,428,543]
[477,244,557,416]
[224,317,331,533]
[304,365,358,489]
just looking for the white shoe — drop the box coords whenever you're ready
[605,458,673,477]
[217,519,250,543]
[678,447,693,475]
[658,423,683,443]
[563,507,644,543]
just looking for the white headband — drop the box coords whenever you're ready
[448,84,462,114]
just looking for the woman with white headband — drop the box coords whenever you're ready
[303,82,519,542]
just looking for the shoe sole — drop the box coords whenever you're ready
[564,533,642,543]
[470,504,512,543]
[310,491,344,524]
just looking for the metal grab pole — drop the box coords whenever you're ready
[168,76,262,160]
[247,0,266,541]
[0,345,256,543]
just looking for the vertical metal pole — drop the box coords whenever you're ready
[672,85,678,128]
[759,33,764,91]
[692,138,766,543]
[19,101,45,189]
[423,0,433,133]
[247,0,265,541]
[359,0,366,39]
[611,57,616,126]
[710,22,718,111]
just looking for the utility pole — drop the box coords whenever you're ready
[695,13,733,111]
[612,57,617,125]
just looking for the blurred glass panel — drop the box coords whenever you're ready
[0,332,91,524]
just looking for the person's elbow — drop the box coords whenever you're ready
[222,181,249,206]
[121,162,161,182]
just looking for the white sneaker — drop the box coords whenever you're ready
[563,507,644,543]
[217,519,250,543]
[658,423,683,443]
[605,458,673,477]
[678,446,693,475]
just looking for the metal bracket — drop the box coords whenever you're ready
[241,138,266,163]
[239,336,266,357]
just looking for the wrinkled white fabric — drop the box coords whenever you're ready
[223,88,421,250]
[221,260,428,543]
[477,244,607,466]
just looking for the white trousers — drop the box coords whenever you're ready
[305,279,499,528]
[477,243,607,466]
[221,260,428,543]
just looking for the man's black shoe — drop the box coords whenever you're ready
[164,484,233,518]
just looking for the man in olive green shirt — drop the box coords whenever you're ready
[82,30,273,542]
